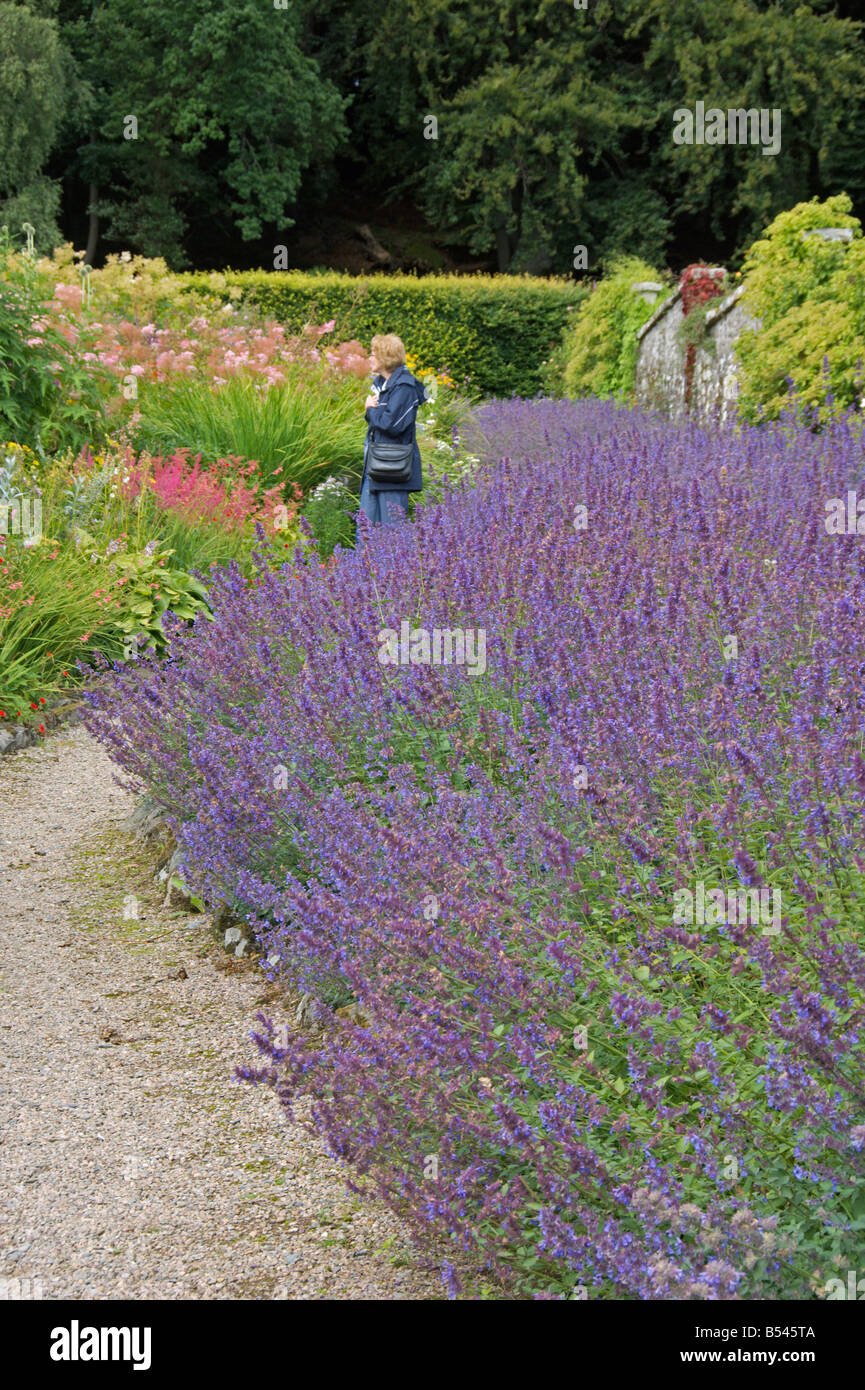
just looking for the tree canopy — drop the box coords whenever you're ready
[1,0,863,272]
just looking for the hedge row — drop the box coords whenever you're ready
[182,269,584,398]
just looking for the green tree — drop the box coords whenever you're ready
[55,0,348,267]
[8,0,864,273]
[311,0,865,276]
[0,2,67,249]
[333,0,650,273]
[634,0,865,260]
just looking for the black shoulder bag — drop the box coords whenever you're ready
[366,392,416,485]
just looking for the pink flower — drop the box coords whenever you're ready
[52,283,83,308]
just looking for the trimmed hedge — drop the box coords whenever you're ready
[182,269,583,398]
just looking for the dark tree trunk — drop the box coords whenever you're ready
[85,184,99,265]
[494,217,511,272]
[511,177,525,266]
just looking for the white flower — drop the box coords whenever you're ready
[312,476,349,500]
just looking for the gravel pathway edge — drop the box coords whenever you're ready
[0,726,441,1301]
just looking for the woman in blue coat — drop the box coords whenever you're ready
[360,334,426,528]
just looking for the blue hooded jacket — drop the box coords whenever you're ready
[363,363,426,492]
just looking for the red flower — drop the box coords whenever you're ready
[30,702,38,709]
[39,698,45,705]
[0,710,5,718]
[38,724,45,734]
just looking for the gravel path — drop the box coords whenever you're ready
[0,726,440,1300]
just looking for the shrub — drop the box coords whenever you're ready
[35,244,223,327]
[144,506,278,577]
[0,518,215,715]
[558,257,671,402]
[181,269,581,399]
[85,397,865,1300]
[16,247,373,445]
[300,475,358,560]
[0,440,239,717]
[735,195,865,422]
[0,238,110,454]
[99,542,213,655]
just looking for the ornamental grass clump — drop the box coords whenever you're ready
[131,369,364,495]
[85,397,865,1299]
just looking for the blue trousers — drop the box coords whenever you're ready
[358,471,409,527]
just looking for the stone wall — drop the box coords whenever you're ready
[634,284,761,424]
[634,288,687,418]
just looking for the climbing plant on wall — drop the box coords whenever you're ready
[678,265,727,410]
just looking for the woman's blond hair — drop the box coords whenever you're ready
[371,334,407,371]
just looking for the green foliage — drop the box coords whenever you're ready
[96,543,212,652]
[0,531,212,714]
[52,446,256,577]
[132,368,365,496]
[420,384,481,443]
[0,3,66,198]
[421,54,586,275]
[143,509,253,578]
[0,440,251,718]
[41,244,223,325]
[0,536,126,711]
[300,476,358,560]
[0,235,109,453]
[558,257,670,402]
[55,0,348,266]
[5,1,865,273]
[539,299,589,398]
[676,288,726,359]
[183,269,580,398]
[311,0,864,275]
[0,174,62,255]
[735,195,865,421]
[634,0,865,257]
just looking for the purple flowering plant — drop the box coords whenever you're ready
[85,396,865,1299]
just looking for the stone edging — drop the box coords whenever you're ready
[0,699,85,757]
[126,790,368,1035]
